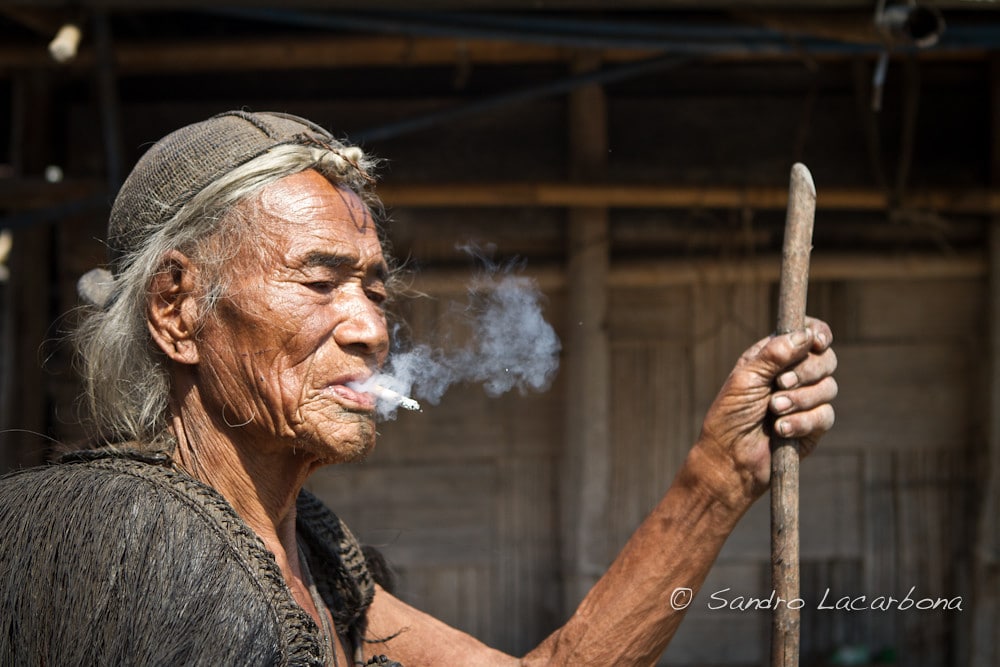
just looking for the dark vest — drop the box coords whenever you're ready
[0,448,384,666]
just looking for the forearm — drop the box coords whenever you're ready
[364,325,834,666]
[522,442,753,666]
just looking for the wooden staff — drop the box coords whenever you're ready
[771,162,816,667]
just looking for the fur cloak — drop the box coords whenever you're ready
[0,448,377,666]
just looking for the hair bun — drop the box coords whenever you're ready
[77,268,115,309]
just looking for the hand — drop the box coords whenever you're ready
[695,317,837,507]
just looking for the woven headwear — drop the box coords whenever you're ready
[107,110,341,277]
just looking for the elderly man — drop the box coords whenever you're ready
[0,111,836,666]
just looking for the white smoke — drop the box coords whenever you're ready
[369,257,561,420]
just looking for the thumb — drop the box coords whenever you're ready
[743,328,815,385]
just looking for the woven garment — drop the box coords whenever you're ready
[0,448,380,666]
[108,110,343,276]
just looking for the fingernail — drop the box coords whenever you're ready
[772,395,792,412]
[791,330,810,346]
[816,331,828,347]
[778,371,799,389]
[777,420,791,436]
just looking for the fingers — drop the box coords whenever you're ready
[776,346,838,390]
[697,316,837,495]
[754,319,835,378]
[765,317,837,440]
[771,375,838,440]
[804,317,833,352]
[754,330,814,378]
[771,376,839,415]
[773,402,836,440]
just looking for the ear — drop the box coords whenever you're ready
[147,250,201,365]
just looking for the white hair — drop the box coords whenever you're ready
[73,143,387,447]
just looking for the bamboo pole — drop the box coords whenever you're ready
[771,163,816,667]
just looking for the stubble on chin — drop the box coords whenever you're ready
[305,408,377,466]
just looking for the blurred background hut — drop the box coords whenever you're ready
[1,2,997,665]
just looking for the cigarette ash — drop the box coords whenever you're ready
[370,256,561,421]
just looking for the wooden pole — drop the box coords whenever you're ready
[0,70,56,472]
[969,52,1000,667]
[771,163,816,667]
[561,53,612,612]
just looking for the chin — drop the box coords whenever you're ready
[330,432,376,465]
[302,413,377,466]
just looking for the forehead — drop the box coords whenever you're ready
[252,169,383,260]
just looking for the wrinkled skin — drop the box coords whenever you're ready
[697,323,837,508]
[148,171,392,667]
[147,168,838,666]
[190,172,390,465]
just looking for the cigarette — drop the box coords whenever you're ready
[364,383,421,411]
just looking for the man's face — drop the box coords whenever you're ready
[193,169,390,464]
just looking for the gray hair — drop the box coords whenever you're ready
[73,143,384,448]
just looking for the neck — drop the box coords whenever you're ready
[166,375,343,659]
[168,382,320,577]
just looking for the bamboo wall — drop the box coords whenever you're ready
[308,266,983,665]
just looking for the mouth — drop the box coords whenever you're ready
[343,373,421,413]
[354,381,421,412]
[324,373,377,411]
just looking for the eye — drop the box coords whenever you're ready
[304,280,336,293]
[366,285,388,306]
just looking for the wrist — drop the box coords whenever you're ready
[679,439,759,522]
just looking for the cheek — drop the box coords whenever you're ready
[244,321,339,421]
[198,339,275,413]
[196,313,299,413]
[198,287,351,422]
[214,293,319,371]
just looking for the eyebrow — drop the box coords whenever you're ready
[300,251,389,282]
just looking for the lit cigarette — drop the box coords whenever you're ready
[362,383,421,411]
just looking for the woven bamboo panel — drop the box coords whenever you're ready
[308,274,980,662]
[608,340,694,556]
[825,342,971,451]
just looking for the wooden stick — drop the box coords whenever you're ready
[771,163,816,667]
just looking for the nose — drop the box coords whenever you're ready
[333,289,390,362]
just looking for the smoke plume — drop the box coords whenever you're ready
[370,258,561,420]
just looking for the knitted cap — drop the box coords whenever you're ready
[107,110,340,277]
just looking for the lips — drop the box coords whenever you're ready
[325,373,376,410]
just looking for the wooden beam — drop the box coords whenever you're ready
[4,179,1000,221]
[377,182,1000,213]
[0,178,104,210]
[0,7,73,37]
[614,252,986,286]
[3,177,1000,219]
[407,251,987,294]
[561,52,612,612]
[0,35,655,73]
[0,30,985,75]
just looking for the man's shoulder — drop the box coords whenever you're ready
[0,446,224,530]
[0,446,323,665]
[0,445,283,591]
[0,445,263,577]
[1,445,174,487]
